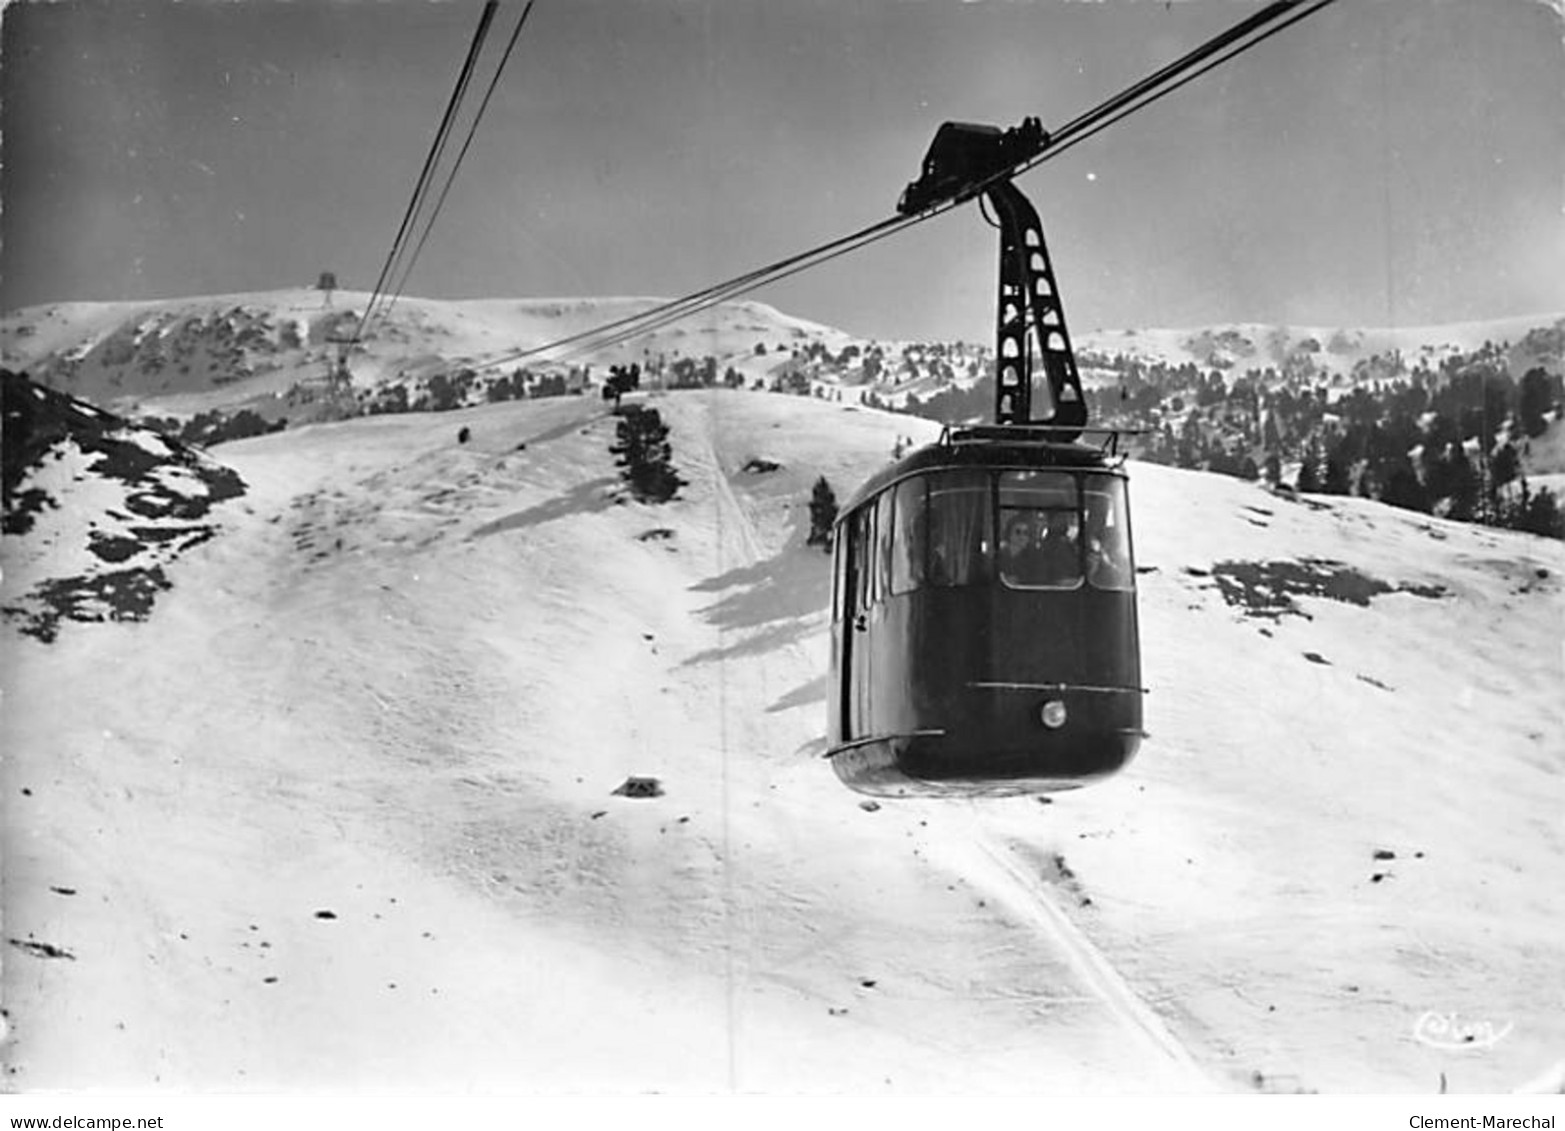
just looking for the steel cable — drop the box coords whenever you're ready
[378,1,539,329]
[353,0,501,346]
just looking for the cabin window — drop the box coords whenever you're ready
[997,470,1082,589]
[889,476,926,595]
[852,505,874,614]
[1083,477,1135,592]
[831,531,846,621]
[874,491,895,605]
[925,469,992,587]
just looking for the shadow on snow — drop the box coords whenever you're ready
[681,537,831,667]
[467,476,620,540]
[767,673,827,714]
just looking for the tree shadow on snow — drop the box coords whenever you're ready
[467,476,620,540]
[513,409,609,451]
[682,537,831,666]
[767,673,826,714]
[681,616,821,669]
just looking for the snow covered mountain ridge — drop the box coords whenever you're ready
[3,287,1559,424]
[0,289,854,420]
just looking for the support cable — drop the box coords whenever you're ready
[379,1,538,328]
[353,0,500,346]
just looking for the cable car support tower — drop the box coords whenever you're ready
[896,117,1088,439]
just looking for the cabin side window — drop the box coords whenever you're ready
[831,526,846,622]
[852,505,874,615]
[889,476,926,596]
[925,469,992,587]
[997,470,1083,590]
[873,491,895,605]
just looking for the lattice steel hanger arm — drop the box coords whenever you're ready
[986,180,1085,435]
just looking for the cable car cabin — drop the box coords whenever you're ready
[827,426,1143,798]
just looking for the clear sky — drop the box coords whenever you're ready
[2,0,1563,343]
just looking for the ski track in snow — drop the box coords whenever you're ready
[970,832,1217,1090]
[694,393,1219,1088]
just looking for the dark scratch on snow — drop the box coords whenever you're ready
[9,937,76,961]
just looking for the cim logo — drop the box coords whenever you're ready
[1413,1010,1515,1051]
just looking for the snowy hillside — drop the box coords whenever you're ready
[2,380,1562,1094]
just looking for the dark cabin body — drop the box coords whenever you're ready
[827,428,1143,798]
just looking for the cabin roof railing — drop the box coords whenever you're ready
[938,423,1145,459]
[837,423,1144,520]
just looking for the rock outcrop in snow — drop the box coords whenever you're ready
[1,369,247,641]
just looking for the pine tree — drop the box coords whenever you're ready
[1323,439,1352,495]
[1521,486,1565,539]
[1518,368,1555,439]
[1380,458,1430,514]
[1263,452,1282,486]
[1296,441,1323,493]
[610,406,684,503]
[1491,442,1520,491]
[807,476,838,551]
[602,364,640,410]
[1442,444,1480,522]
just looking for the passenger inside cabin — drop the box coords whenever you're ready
[999,515,1043,586]
[1034,510,1082,587]
[1087,522,1132,588]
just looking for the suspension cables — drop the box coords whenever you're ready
[480,212,924,369]
[381,1,538,326]
[1013,0,1338,178]
[468,0,1336,374]
[354,0,534,345]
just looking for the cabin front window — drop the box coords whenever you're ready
[850,466,1132,601]
[997,471,1083,589]
[995,470,1134,591]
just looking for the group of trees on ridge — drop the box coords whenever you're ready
[1107,350,1563,539]
[866,336,1564,540]
[108,314,1563,540]
[609,403,685,504]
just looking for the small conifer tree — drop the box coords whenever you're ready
[807,476,838,551]
[1296,441,1323,493]
[602,363,641,410]
[610,406,684,503]
[1262,452,1282,487]
[1521,485,1564,539]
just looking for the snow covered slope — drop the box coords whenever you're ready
[2,386,1562,1094]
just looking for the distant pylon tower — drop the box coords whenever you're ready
[324,326,354,391]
